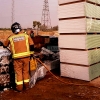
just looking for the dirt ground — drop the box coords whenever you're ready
[1,68,100,100]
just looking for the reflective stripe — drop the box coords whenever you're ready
[16,81,23,85]
[9,33,29,39]
[25,35,29,52]
[10,37,15,54]
[13,51,34,58]
[15,72,23,85]
[30,51,34,54]
[9,33,32,58]
[12,52,31,58]
[24,79,29,83]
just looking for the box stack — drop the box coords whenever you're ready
[58,0,100,81]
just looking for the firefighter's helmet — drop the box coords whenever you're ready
[11,22,21,34]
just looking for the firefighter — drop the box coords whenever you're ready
[3,22,34,92]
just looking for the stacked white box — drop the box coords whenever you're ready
[58,0,100,81]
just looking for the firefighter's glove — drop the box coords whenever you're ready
[30,31,34,38]
[0,41,6,48]
[30,53,37,59]
[30,45,34,51]
[33,53,40,58]
[0,41,3,46]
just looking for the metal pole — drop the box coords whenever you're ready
[41,0,51,31]
[12,0,14,24]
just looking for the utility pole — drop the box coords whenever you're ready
[12,0,14,24]
[41,0,51,31]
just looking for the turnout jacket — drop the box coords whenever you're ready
[3,32,34,59]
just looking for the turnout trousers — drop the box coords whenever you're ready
[14,57,30,91]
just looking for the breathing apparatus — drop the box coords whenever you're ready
[11,22,22,34]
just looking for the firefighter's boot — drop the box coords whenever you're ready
[16,85,23,92]
[24,82,29,90]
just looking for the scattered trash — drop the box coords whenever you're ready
[29,66,46,88]
[29,47,60,88]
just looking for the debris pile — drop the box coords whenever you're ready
[29,47,60,88]
[0,46,11,91]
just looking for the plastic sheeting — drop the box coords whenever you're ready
[29,66,46,88]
